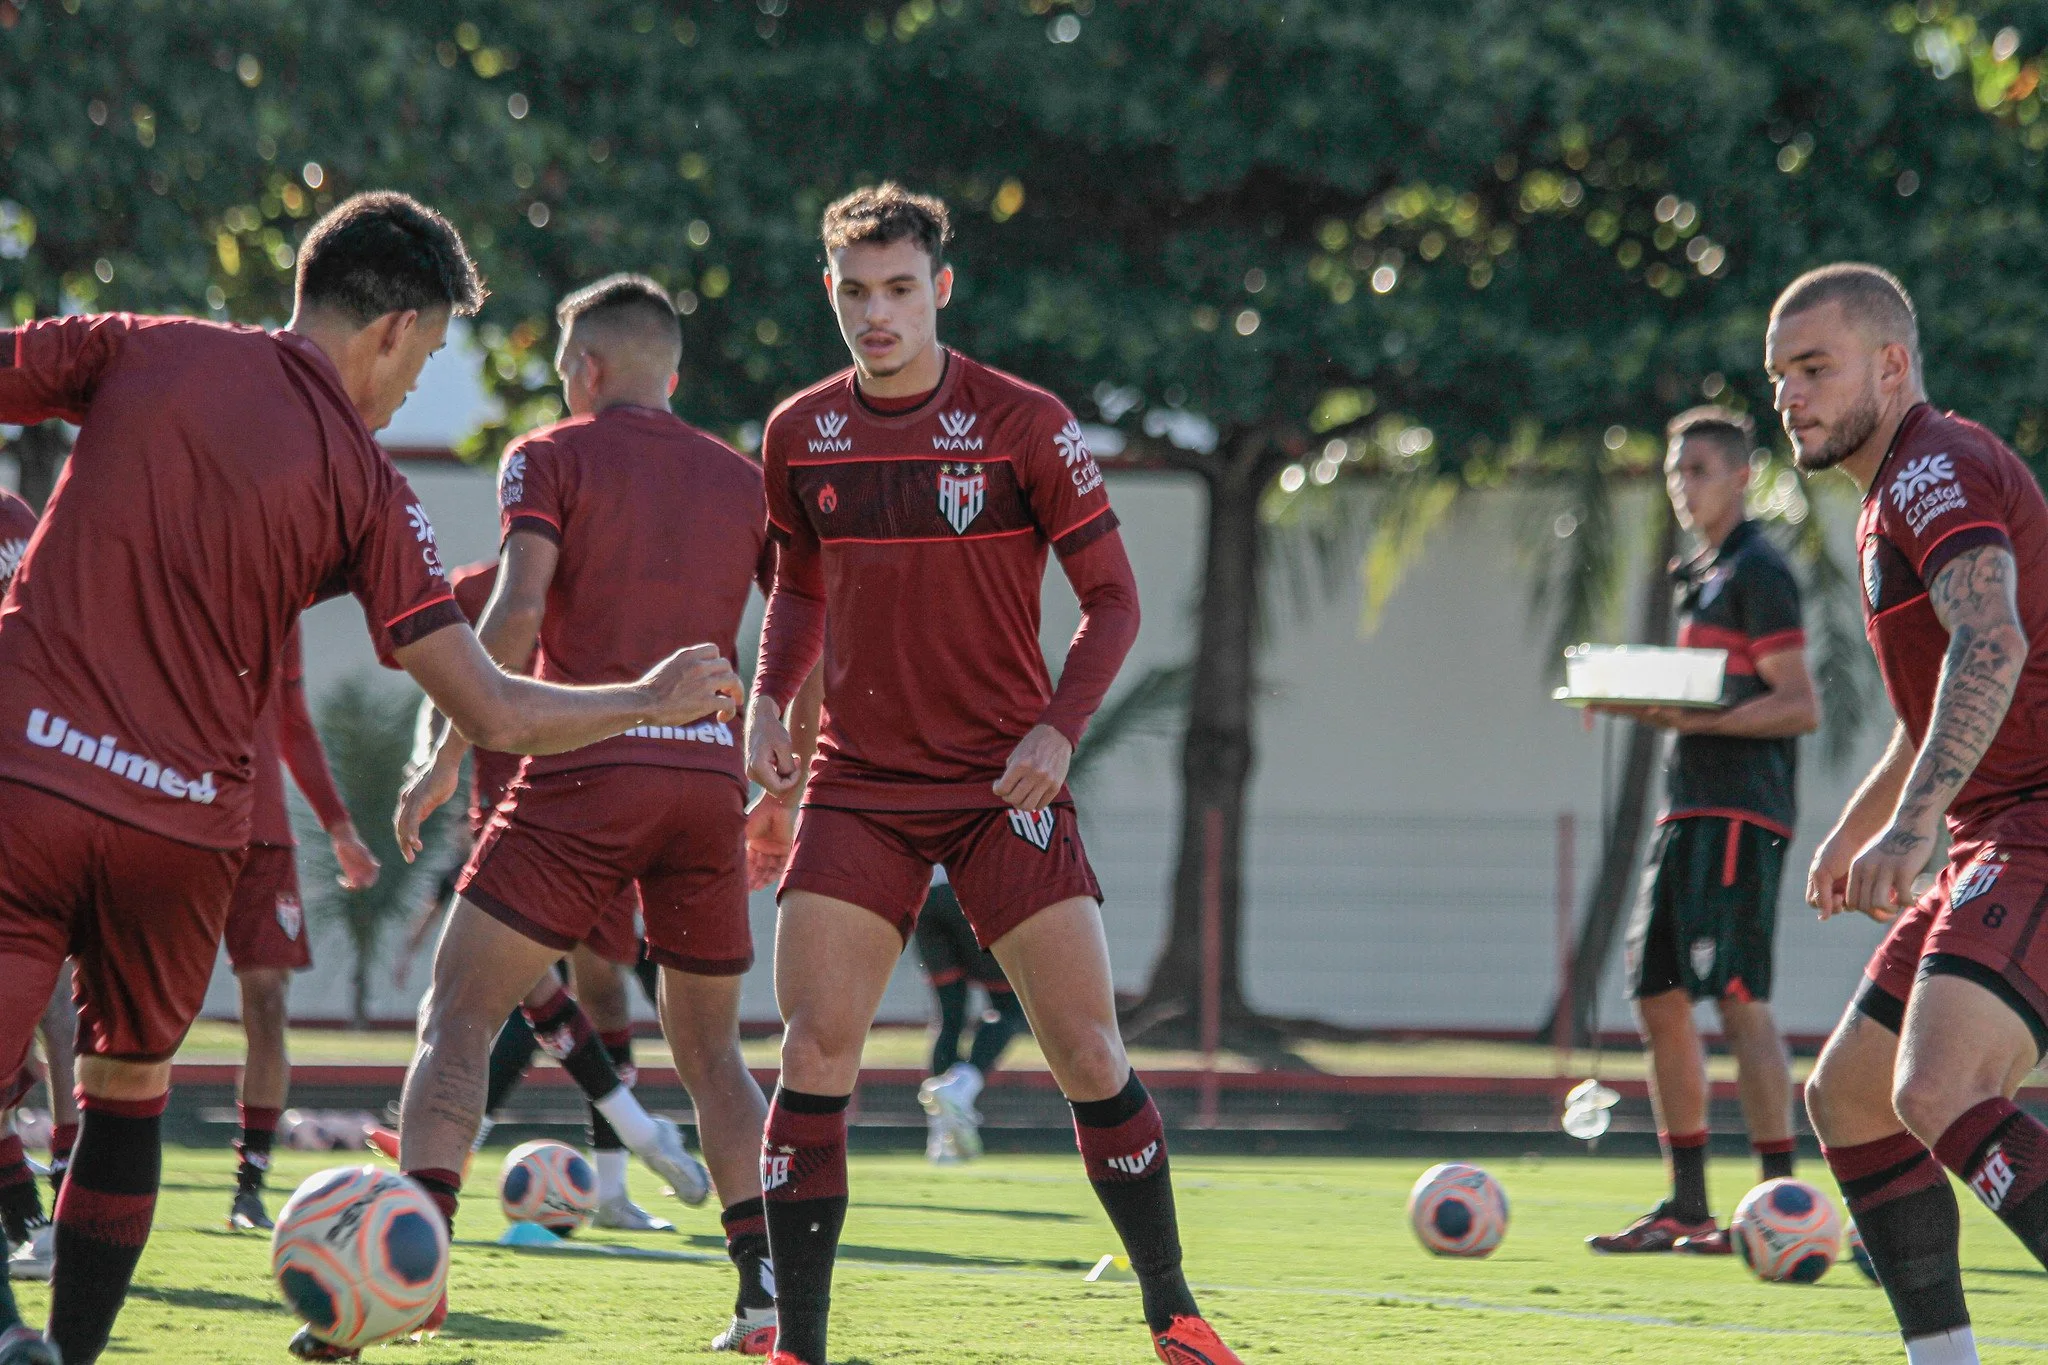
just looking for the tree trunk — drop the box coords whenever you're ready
[12,421,70,512]
[1128,448,1270,1044]
[352,941,372,1030]
[1541,504,1681,1045]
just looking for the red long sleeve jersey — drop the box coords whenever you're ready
[0,316,460,851]
[0,489,36,596]
[755,350,1138,810]
[249,622,351,849]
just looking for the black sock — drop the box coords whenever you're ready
[235,1105,279,1194]
[1072,1072,1199,1333]
[51,1096,165,1365]
[1757,1138,1796,1183]
[0,1135,42,1244]
[523,989,623,1103]
[1826,1133,1969,1341]
[762,1089,850,1365]
[1663,1130,1710,1222]
[588,1035,635,1150]
[0,1226,19,1333]
[968,989,1028,1076]
[721,1196,775,1313]
[930,980,968,1076]
[484,1007,541,1115]
[632,952,662,1010]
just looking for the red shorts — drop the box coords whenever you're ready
[0,780,242,1063]
[1866,803,2048,1033]
[580,884,643,967]
[782,803,1101,948]
[461,765,750,976]
[223,844,312,973]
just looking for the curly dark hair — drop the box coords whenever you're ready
[296,191,486,325]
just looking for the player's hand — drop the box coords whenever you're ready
[394,746,462,863]
[1806,826,1860,918]
[995,724,1072,813]
[745,792,796,892]
[638,643,744,727]
[1842,818,1935,923]
[328,821,382,892]
[748,700,801,797]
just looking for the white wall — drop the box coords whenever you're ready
[217,462,1892,1036]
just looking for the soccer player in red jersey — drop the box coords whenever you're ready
[224,620,381,1233]
[743,185,1243,1365]
[394,275,777,1353]
[0,193,741,1365]
[379,558,696,1231]
[1782,265,2048,1365]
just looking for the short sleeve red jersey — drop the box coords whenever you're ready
[1859,403,2048,836]
[449,560,522,816]
[757,350,1126,810]
[496,404,768,784]
[0,488,38,596]
[0,315,462,850]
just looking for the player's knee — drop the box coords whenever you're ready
[1045,1024,1125,1098]
[778,1020,861,1083]
[1802,1046,1873,1142]
[1891,1064,1992,1147]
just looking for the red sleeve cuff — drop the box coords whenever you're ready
[1751,628,1806,659]
[504,513,561,545]
[384,595,465,650]
[1919,523,2013,583]
[1052,507,1119,558]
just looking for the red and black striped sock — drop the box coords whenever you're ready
[50,1093,166,1365]
[587,1030,635,1151]
[47,1121,77,1200]
[235,1104,280,1193]
[1756,1136,1797,1183]
[720,1195,774,1312]
[0,1133,42,1244]
[761,1089,849,1365]
[1936,1098,2048,1267]
[1072,1072,1199,1333]
[404,1166,463,1234]
[522,988,621,1104]
[1825,1131,1969,1343]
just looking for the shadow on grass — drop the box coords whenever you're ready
[130,1284,283,1315]
[837,1241,1094,1273]
[439,1310,563,1341]
[860,1201,1086,1224]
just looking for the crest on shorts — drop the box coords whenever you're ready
[1688,936,1717,980]
[1952,854,2007,909]
[275,893,304,942]
[1007,808,1055,851]
[938,463,987,535]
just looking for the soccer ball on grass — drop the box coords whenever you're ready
[270,1165,449,1350]
[1731,1178,1841,1283]
[499,1138,599,1236]
[1408,1162,1509,1257]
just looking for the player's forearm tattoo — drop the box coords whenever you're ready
[1885,545,2027,846]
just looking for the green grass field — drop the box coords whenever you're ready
[16,1147,2047,1363]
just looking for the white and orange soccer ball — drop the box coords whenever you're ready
[270,1165,449,1351]
[499,1139,598,1236]
[1408,1162,1509,1257]
[1731,1178,1841,1283]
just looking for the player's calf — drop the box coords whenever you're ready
[759,1089,850,1365]
[50,1090,167,1365]
[1072,1072,1200,1333]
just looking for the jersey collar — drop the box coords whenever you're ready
[1865,401,1934,504]
[849,347,959,424]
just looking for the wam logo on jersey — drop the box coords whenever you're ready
[1008,807,1055,851]
[809,410,852,452]
[938,463,987,534]
[933,410,983,451]
[1952,854,2006,909]
[276,893,304,942]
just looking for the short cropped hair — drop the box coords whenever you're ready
[296,191,485,325]
[1667,405,1755,468]
[556,272,679,344]
[821,182,952,270]
[1771,262,1920,375]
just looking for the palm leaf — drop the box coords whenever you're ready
[1068,660,1195,791]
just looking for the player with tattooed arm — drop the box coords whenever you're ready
[1784,265,2048,1365]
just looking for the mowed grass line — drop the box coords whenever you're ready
[18,1149,2045,1362]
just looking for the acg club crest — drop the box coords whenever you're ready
[938,463,987,535]
[276,893,304,942]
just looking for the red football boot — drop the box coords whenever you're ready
[1153,1315,1246,1364]
[1673,1226,1733,1255]
[1587,1204,1717,1253]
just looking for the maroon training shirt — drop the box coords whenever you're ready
[450,559,522,819]
[0,315,463,850]
[249,621,350,849]
[1859,402,2048,837]
[497,403,770,785]
[753,349,1139,811]
[0,488,37,596]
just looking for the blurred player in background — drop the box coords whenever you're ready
[913,866,1029,1164]
[0,191,741,1365]
[394,274,777,1353]
[380,559,679,1233]
[223,620,380,1232]
[1785,265,2048,1365]
[1588,408,1818,1254]
[745,184,1243,1365]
